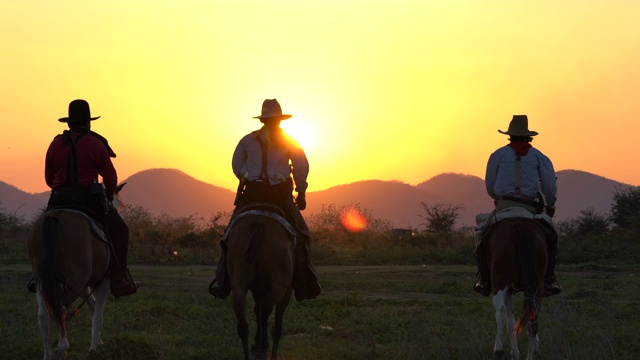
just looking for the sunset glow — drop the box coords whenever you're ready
[2,1,640,195]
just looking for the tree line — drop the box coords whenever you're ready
[2,186,639,266]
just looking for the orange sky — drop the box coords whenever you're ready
[2,1,639,195]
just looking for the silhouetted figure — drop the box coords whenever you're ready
[209,99,321,301]
[28,99,137,297]
[475,115,561,297]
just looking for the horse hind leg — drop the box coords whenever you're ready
[492,289,519,360]
[53,312,70,359]
[89,278,110,351]
[232,290,251,360]
[251,297,272,360]
[36,291,52,360]
[271,287,293,359]
[526,318,540,359]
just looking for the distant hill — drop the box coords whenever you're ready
[0,182,49,220]
[306,180,441,229]
[555,169,628,218]
[0,168,633,228]
[416,173,494,227]
[122,168,235,218]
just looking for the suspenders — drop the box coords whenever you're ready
[254,131,270,182]
[62,131,86,188]
[514,153,522,196]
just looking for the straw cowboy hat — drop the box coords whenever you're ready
[498,115,538,136]
[253,99,292,121]
[58,99,101,123]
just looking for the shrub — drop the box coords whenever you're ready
[610,186,640,230]
[417,202,462,237]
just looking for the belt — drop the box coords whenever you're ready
[500,196,539,208]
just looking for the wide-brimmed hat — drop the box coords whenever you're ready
[498,115,538,136]
[58,99,100,123]
[252,99,292,120]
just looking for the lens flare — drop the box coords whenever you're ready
[340,208,369,233]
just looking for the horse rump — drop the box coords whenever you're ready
[243,223,265,263]
[513,224,544,333]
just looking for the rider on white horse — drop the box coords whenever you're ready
[475,115,562,297]
[28,99,137,298]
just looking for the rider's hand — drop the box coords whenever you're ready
[295,192,306,211]
[546,206,556,217]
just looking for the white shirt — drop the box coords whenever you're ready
[485,144,557,206]
[232,128,309,193]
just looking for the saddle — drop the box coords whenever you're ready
[222,180,298,243]
[475,207,558,248]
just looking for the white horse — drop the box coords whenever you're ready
[488,218,547,360]
[28,184,126,360]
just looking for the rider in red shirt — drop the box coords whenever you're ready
[31,99,137,297]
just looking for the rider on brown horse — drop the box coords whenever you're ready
[209,99,321,301]
[475,115,562,297]
[28,99,137,298]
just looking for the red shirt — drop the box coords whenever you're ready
[45,131,118,200]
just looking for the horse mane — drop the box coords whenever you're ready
[40,215,66,325]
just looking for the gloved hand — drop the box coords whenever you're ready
[546,206,555,217]
[295,192,306,210]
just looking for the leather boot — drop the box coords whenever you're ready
[209,250,230,299]
[292,240,321,301]
[111,268,138,298]
[473,246,491,296]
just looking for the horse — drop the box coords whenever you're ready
[27,184,126,360]
[487,217,548,360]
[227,211,296,360]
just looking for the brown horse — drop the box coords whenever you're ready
[27,184,125,360]
[227,211,296,360]
[488,217,547,360]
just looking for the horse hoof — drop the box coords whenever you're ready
[52,348,68,360]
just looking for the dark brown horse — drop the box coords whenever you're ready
[488,217,547,360]
[28,184,125,360]
[227,212,296,360]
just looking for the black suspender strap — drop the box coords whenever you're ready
[63,131,86,188]
[514,153,522,196]
[255,131,269,181]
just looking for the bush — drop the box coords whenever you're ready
[610,186,640,230]
[4,200,638,267]
[557,207,610,238]
[418,202,462,237]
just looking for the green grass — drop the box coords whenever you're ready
[2,263,639,359]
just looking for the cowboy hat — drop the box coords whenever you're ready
[498,115,538,136]
[58,99,100,123]
[252,99,292,120]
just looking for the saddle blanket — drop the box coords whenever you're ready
[54,208,109,243]
[222,210,297,243]
[474,207,557,246]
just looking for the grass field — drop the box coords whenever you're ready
[1,263,639,359]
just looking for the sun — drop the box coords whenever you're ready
[280,118,317,151]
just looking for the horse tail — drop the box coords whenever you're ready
[514,226,541,334]
[40,215,66,325]
[243,223,264,263]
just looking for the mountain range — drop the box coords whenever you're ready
[0,168,632,228]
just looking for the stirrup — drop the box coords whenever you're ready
[544,280,562,297]
[27,277,36,293]
[208,277,230,299]
[474,280,491,297]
